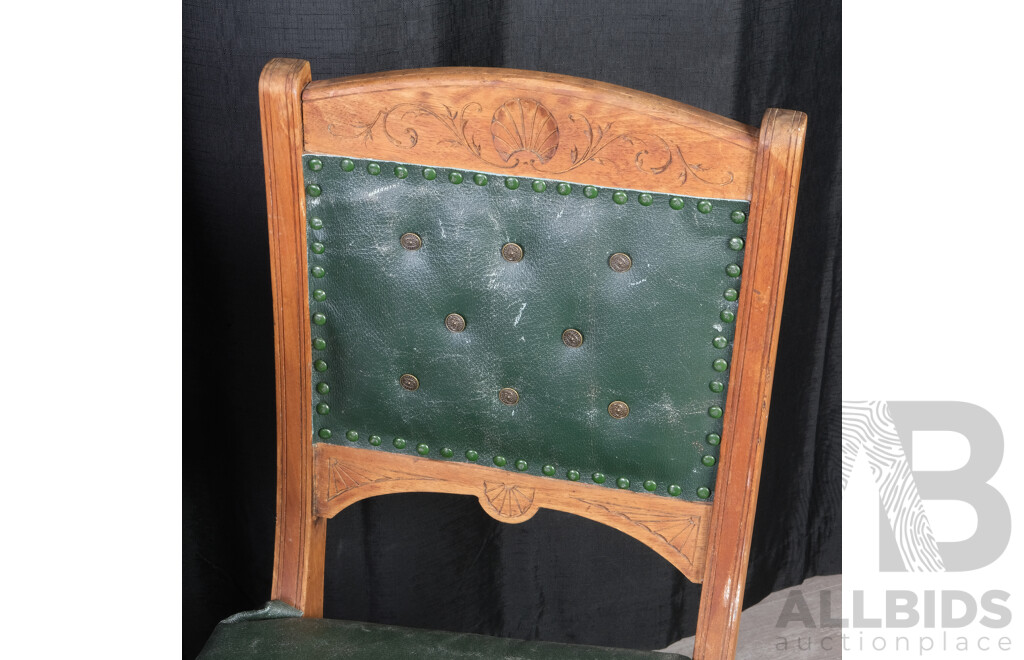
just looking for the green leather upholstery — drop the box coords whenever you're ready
[304,155,748,501]
[199,602,691,659]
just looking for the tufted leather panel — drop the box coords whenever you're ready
[304,155,748,501]
[199,602,690,659]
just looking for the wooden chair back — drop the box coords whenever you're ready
[258,58,806,660]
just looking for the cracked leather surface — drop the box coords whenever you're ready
[304,155,747,501]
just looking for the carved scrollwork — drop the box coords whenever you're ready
[339,98,734,187]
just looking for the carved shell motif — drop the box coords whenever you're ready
[490,98,559,163]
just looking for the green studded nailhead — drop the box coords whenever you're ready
[592,472,606,484]
[567,469,580,481]
[668,484,682,496]
[698,200,712,213]
[311,266,325,278]
[367,162,381,175]
[557,182,571,195]
[309,217,323,230]
[473,173,488,186]
[713,359,728,372]
[449,171,463,184]
[709,381,724,393]
[669,197,684,210]
[313,338,326,350]
[638,193,653,206]
[725,263,741,277]
[441,447,454,458]
[697,487,711,499]
[731,210,747,223]
[318,428,332,439]
[643,480,657,491]
[317,383,329,394]
[417,443,429,455]
[612,191,628,204]
[306,184,321,197]
[346,430,359,442]
[713,336,728,349]
[616,477,630,489]
[394,165,408,179]
[505,177,519,190]
[312,289,326,302]
[423,168,437,180]
[465,449,479,461]
[515,459,528,471]
[493,455,507,467]
[702,455,717,467]
[311,242,325,254]
[369,435,382,446]
[307,158,322,171]
[316,403,330,415]
[709,406,723,418]
[393,438,406,449]
[729,237,745,251]
[314,360,328,372]
[584,186,598,198]
[707,433,721,445]
[313,313,326,326]
[531,180,546,193]
[720,310,735,323]
[340,159,355,172]
[542,464,555,476]
[724,288,739,301]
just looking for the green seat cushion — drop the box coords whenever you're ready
[304,155,747,502]
[199,604,689,659]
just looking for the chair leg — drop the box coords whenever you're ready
[692,108,807,660]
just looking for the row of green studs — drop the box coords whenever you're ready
[306,157,750,216]
[699,213,746,481]
[306,154,744,500]
[315,427,711,499]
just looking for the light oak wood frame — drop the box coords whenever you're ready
[259,58,806,660]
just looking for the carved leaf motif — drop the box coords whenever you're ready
[490,98,559,163]
[483,481,537,517]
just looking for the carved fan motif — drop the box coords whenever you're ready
[490,98,559,163]
[575,498,701,563]
[483,481,536,518]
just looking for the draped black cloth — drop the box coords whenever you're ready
[183,1,841,657]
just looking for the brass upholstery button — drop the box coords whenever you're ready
[608,400,630,419]
[562,328,583,348]
[400,232,422,250]
[498,387,519,405]
[608,252,632,273]
[399,374,420,391]
[445,313,466,333]
[502,242,524,262]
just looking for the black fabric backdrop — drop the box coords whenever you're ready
[183,1,841,657]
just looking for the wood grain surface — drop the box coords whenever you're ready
[314,442,711,584]
[302,67,758,199]
[694,108,807,660]
[259,58,326,617]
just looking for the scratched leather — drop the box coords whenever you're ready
[199,603,691,659]
[304,155,748,501]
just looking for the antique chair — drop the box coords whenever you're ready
[199,58,806,659]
